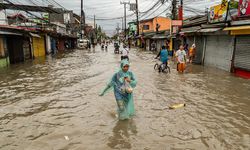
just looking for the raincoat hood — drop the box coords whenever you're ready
[120,60,130,70]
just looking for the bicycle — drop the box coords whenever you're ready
[154,59,171,73]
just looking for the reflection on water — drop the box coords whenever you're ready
[108,120,137,149]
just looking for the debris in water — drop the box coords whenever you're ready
[64,136,69,141]
[169,103,186,109]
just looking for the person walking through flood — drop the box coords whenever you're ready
[99,60,137,120]
[176,45,187,73]
[188,44,196,63]
[121,45,129,61]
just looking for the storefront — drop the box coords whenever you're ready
[23,37,32,61]
[203,34,234,72]
[180,26,204,64]
[6,35,25,64]
[31,33,46,58]
[0,36,9,68]
[143,32,154,51]
[58,38,65,51]
[45,34,52,54]
[50,37,57,54]
[145,39,151,51]
[224,26,250,78]
[152,33,169,52]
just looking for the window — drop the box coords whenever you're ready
[143,25,149,30]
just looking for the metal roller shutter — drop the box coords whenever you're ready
[23,39,31,60]
[234,36,250,71]
[205,35,233,71]
[194,36,204,64]
[186,36,194,47]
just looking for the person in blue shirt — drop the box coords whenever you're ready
[155,45,169,72]
[155,45,169,68]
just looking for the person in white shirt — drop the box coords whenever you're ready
[175,45,187,73]
[121,45,129,61]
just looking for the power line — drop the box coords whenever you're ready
[4,0,50,23]
[139,0,162,17]
[140,1,167,20]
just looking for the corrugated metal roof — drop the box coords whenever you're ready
[151,34,170,39]
[0,31,22,36]
[151,31,170,39]
[199,28,221,33]
[181,26,201,33]
[183,15,208,27]
[0,3,60,13]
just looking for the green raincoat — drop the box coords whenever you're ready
[100,60,137,120]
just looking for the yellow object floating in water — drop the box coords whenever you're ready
[169,103,186,109]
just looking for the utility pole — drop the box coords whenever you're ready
[178,0,183,20]
[94,15,96,40]
[122,17,124,30]
[116,23,121,41]
[80,0,84,39]
[135,0,139,36]
[116,23,121,34]
[120,1,130,39]
[94,15,95,29]
[172,0,177,20]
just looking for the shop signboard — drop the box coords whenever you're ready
[239,0,250,17]
[209,0,228,23]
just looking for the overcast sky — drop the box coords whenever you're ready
[15,0,222,36]
[58,0,222,36]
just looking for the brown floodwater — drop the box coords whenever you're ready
[0,46,250,150]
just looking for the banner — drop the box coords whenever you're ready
[239,0,250,17]
[172,20,182,26]
[209,0,228,23]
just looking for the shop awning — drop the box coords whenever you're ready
[151,34,170,39]
[224,26,250,31]
[180,26,201,33]
[144,32,155,38]
[199,28,221,33]
[0,31,22,36]
[29,33,41,38]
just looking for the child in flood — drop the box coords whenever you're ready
[176,45,187,73]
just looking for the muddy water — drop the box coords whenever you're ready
[0,46,250,150]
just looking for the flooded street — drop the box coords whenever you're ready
[0,46,250,150]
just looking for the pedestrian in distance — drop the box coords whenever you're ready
[176,45,187,73]
[188,43,196,63]
[99,60,137,120]
[105,41,108,51]
[151,41,157,51]
[121,45,129,61]
[87,40,91,49]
